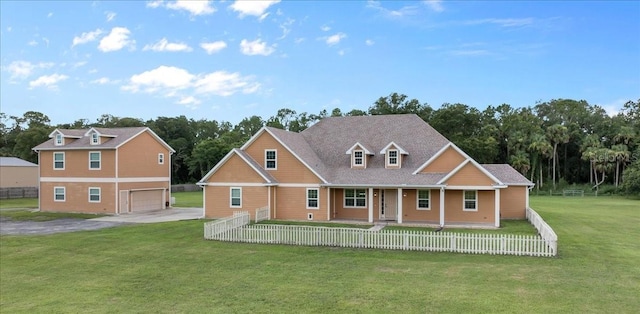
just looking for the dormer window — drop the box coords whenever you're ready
[90,133,100,145]
[380,142,408,169]
[388,150,398,166]
[265,149,277,170]
[55,134,63,146]
[353,151,363,166]
[346,142,373,169]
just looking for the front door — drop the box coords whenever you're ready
[380,189,397,221]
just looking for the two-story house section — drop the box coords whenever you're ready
[33,127,175,215]
[199,114,533,227]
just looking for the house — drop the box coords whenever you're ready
[198,114,533,227]
[0,157,38,188]
[32,127,175,214]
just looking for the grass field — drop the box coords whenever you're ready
[1,196,638,313]
[172,191,203,207]
[0,197,38,209]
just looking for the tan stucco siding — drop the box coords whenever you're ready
[273,187,327,221]
[207,154,265,183]
[40,150,116,178]
[444,190,495,224]
[117,131,171,178]
[332,188,370,220]
[400,189,441,223]
[204,186,268,219]
[40,182,116,214]
[0,166,38,187]
[422,147,465,173]
[445,163,496,186]
[500,186,527,219]
[244,132,322,183]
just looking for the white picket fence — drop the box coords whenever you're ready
[255,206,270,223]
[526,207,558,255]
[204,208,558,257]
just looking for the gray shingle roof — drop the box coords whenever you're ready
[33,127,174,152]
[235,149,278,183]
[481,164,534,186]
[0,157,38,167]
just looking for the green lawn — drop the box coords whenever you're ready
[172,190,203,207]
[0,198,38,209]
[1,196,638,313]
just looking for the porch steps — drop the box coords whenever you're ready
[368,223,387,232]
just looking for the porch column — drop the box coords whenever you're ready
[397,188,403,224]
[368,188,374,223]
[494,189,500,227]
[439,187,445,227]
[326,187,331,221]
[268,185,272,219]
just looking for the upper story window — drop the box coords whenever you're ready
[90,133,100,145]
[463,190,477,211]
[265,149,277,170]
[353,150,363,166]
[89,151,101,170]
[158,153,165,164]
[387,150,398,166]
[53,152,65,170]
[55,134,63,146]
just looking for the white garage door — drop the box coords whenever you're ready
[131,190,163,212]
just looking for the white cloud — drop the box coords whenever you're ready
[124,66,194,93]
[3,61,54,79]
[277,18,295,40]
[324,32,346,46]
[47,12,53,18]
[98,27,135,52]
[450,49,490,56]
[91,77,112,84]
[200,41,227,54]
[240,38,275,56]
[338,49,345,56]
[423,0,444,12]
[464,18,534,27]
[105,11,117,22]
[72,29,103,47]
[29,74,68,89]
[28,40,38,46]
[195,71,260,96]
[320,25,331,32]
[149,0,215,16]
[143,38,192,52]
[365,39,375,46]
[366,1,419,18]
[230,0,280,18]
[177,96,201,108]
[294,38,305,44]
[72,61,88,68]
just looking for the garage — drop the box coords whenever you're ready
[130,190,164,212]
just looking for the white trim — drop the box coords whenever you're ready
[48,129,81,139]
[200,182,269,187]
[116,128,175,153]
[463,190,478,211]
[158,153,165,165]
[306,188,319,210]
[397,188,403,224]
[323,184,444,189]
[199,148,273,184]
[90,132,100,145]
[53,152,65,170]
[326,187,330,221]
[417,189,431,210]
[439,188,445,227]
[240,127,329,184]
[278,183,321,188]
[55,133,64,146]
[494,189,500,228]
[345,142,374,155]
[386,149,399,167]
[343,188,367,208]
[89,151,101,170]
[352,150,365,168]
[40,176,170,183]
[379,142,408,155]
[437,158,503,186]
[230,187,242,208]
[54,186,65,202]
[445,185,503,190]
[88,187,101,203]
[265,149,277,170]
[83,127,115,138]
[368,188,374,223]
[202,185,206,218]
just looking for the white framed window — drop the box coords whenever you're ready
[387,149,398,166]
[55,134,63,146]
[344,189,367,208]
[230,187,242,208]
[88,187,101,203]
[89,151,101,170]
[53,152,65,170]
[158,153,165,164]
[463,190,477,211]
[90,133,99,145]
[306,188,319,209]
[265,149,277,169]
[417,190,430,210]
[353,150,363,167]
[54,186,65,202]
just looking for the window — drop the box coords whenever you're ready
[388,149,398,166]
[230,187,242,208]
[344,189,367,207]
[463,190,477,211]
[265,150,277,169]
[89,152,101,170]
[158,153,165,164]
[54,187,65,202]
[90,133,99,145]
[353,150,363,166]
[307,188,319,209]
[53,152,65,170]
[417,190,430,210]
[89,187,101,203]
[55,134,63,146]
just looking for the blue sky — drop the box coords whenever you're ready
[1,0,639,125]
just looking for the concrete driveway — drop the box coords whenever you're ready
[89,207,203,223]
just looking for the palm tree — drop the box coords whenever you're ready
[580,134,602,184]
[509,150,531,175]
[546,124,570,190]
[528,133,552,187]
[611,144,630,186]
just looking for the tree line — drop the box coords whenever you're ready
[1,94,639,194]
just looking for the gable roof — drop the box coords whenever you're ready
[436,159,504,186]
[33,127,175,153]
[346,142,374,155]
[0,157,37,167]
[379,141,408,155]
[198,148,277,185]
